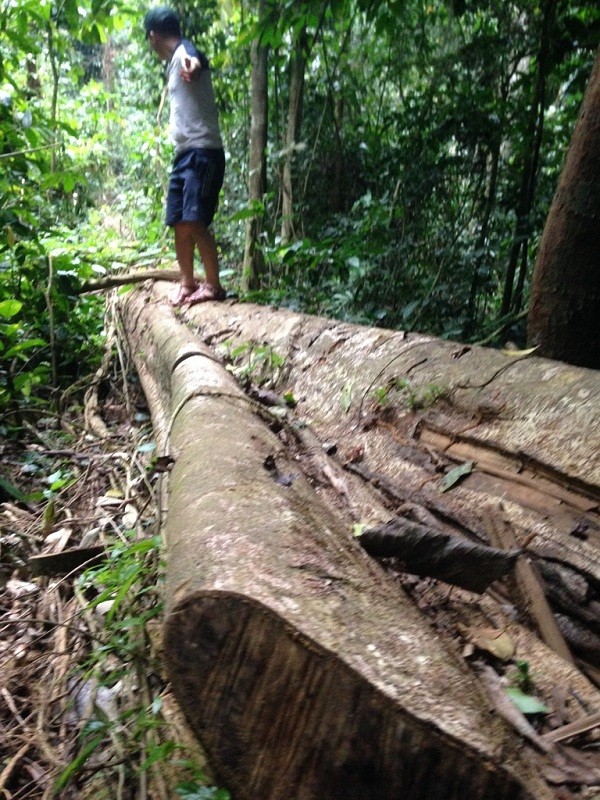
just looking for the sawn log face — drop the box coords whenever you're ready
[166,593,525,800]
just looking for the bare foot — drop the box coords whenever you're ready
[184,283,226,305]
[170,283,197,307]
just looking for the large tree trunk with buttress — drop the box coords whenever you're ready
[527,46,600,369]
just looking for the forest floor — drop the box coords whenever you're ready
[0,297,222,800]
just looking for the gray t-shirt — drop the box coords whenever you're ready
[167,40,223,153]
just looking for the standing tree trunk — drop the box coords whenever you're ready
[527,46,600,369]
[500,0,556,317]
[280,26,307,245]
[464,138,501,337]
[242,0,269,292]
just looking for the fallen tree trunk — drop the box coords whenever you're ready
[175,288,600,666]
[118,289,554,800]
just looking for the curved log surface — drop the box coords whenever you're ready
[118,287,554,800]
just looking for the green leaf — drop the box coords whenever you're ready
[439,461,474,492]
[4,338,46,358]
[0,474,29,504]
[340,383,352,413]
[137,442,156,453]
[283,390,297,407]
[140,741,177,771]
[228,207,260,221]
[176,783,230,800]
[505,687,548,715]
[54,732,106,792]
[0,299,22,319]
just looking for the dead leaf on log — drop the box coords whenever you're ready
[358,517,521,593]
[460,625,516,661]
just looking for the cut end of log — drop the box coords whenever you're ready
[164,590,533,800]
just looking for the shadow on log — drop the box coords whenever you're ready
[119,288,553,800]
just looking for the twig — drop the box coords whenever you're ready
[35,702,66,769]
[0,142,61,160]
[1,686,27,727]
[84,315,117,438]
[475,309,528,347]
[475,663,553,754]
[543,710,600,744]
[139,665,170,800]
[45,255,58,391]
[0,742,31,793]
[355,341,425,424]
[112,298,134,416]
[455,349,536,390]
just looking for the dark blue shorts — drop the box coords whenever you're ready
[165,148,225,227]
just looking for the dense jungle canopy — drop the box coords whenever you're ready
[1,0,599,421]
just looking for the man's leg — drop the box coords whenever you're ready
[194,222,221,290]
[184,221,225,304]
[172,221,199,305]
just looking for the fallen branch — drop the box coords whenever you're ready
[78,270,182,294]
[476,663,553,754]
[28,546,105,577]
[0,742,31,793]
[484,509,574,665]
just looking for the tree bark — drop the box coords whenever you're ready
[179,295,600,666]
[242,0,269,292]
[527,46,600,369]
[280,26,307,244]
[118,288,560,800]
[500,0,556,317]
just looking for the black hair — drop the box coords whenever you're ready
[144,7,181,37]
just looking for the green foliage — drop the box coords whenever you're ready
[2,0,597,426]
[224,339,286,385]
[370,377,448,412]
[229,0,598,342]
[509,659,535,693]
[78,531,163,665]
[176,783,231,800]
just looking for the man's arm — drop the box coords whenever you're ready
[180,40,208,82]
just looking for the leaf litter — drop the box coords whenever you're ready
[0,296,225,800]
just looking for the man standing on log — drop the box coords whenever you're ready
[144,6,226,306]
